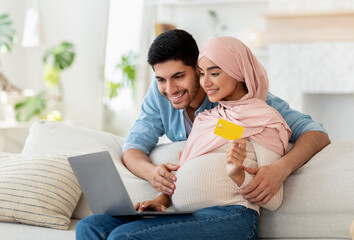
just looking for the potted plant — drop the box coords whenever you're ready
[208,10,227,37]
[42,41,75,100]
[0,13,24,122]
[104,51,137,101]
[14,41,76,122]
[103,51,138,132]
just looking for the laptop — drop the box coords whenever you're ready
[68,151,195,216]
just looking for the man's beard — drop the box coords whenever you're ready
[164,73,200,109]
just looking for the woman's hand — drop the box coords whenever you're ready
[134,200,167,212]
[226,139,247,186]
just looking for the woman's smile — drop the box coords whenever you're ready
[205,88,218,96]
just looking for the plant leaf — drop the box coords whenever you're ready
[0,13,9,20]
[104,79,122,99]
[14,92,47,122]
[112,51,138,98]
[43,41,76,71]
[0,13,16,54]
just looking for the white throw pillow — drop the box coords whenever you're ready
[22,120,125,160]
[22,120,125,220]
[0,153,81,230]
[0,152,19,158]
[259,140,354,239]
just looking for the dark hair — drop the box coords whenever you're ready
[147,29,199,69]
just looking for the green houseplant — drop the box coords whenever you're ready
[0,13,16,54]
[103,51,138,134]
[43,41,75,98]
[0,13,25,122]
[14,91,47,121]
[0,13,21,93]
[208,10,227,37]
[104,51,137,101]
[14,41,76,122]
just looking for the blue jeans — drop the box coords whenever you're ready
[76,205,258,240]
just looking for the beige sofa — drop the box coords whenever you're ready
[0,120,353,240]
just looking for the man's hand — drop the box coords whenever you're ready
[240,163,285,205]
[149,163,180,196]
[122,149,179,195]
[240,131,330,205]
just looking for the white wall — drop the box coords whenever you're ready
[152,1,268,59]
[103,0,143,137]
[0,0,109,129]
[267,0,354,142]
[303,94,354,142]
[143,0,269,95]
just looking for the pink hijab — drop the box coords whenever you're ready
[179,37,292,166]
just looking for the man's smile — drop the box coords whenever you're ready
[166,90,187,103]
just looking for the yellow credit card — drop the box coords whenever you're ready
[213,118,244,140]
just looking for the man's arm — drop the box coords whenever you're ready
[122,149,178,195]
[241,93,331,205]
[122,82,179,195]
[241,131,330,205]
[122,83,165,156]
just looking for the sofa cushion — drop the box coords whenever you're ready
[22,120,125,220]
[259,140,354,239]
[22,120,125,160]
[0,219,78,240]
[0,153,81,230]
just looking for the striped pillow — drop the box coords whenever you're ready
[0,153,82,230]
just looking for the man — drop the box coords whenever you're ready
[122,29,330,205]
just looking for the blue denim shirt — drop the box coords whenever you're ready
[122,81,327,155]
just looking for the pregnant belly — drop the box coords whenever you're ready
[171,152,238,211]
